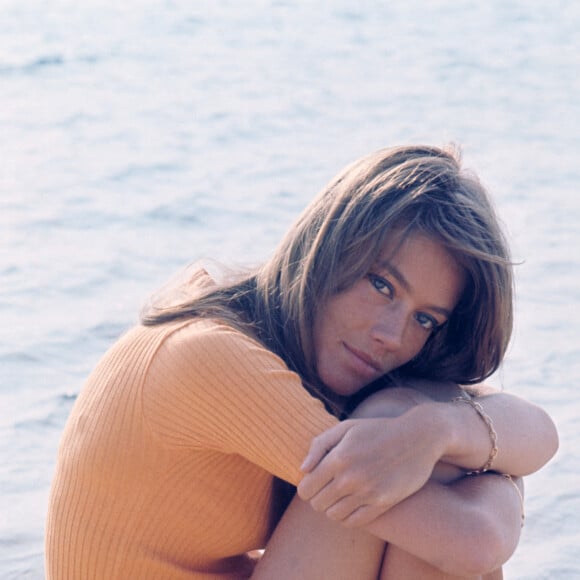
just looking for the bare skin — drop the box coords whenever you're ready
[253,384,527,579]
[298,382,551,528]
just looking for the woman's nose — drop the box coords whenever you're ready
[371,306,407,352]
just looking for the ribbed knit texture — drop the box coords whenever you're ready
[45,319,337,579]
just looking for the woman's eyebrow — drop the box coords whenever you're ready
[378,261,453,318]
[380,261,410,292]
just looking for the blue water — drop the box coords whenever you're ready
[1,1,579,577]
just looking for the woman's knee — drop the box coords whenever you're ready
[253,496,386,579]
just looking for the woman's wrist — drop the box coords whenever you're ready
[408,401,458,466]
[437,399,495,471]
[453,396,498,473]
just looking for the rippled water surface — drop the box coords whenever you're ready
[1,1,579,578]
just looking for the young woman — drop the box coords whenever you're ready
[45,145,558,579]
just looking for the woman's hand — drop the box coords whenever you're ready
[297,403,450,527]
[298,379,557,530]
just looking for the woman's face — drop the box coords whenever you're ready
[313,233,465,397]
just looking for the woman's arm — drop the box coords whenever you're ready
[403,379,559,477]
[355,379,560,477]
[364,472,525,576]
[442,386,559,476]
[362,380,558,477]
[298,381,557,526]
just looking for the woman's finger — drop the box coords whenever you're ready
[300,421,351,473]
[341,503,391,528]
[297,457,336,501]
[323,494,366,522]
[310,484,349,514]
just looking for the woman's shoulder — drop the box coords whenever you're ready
[142,318,315,432]
[149,317,288,374]
[160,317,261,348]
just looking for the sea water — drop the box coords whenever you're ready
[1,1,579,577]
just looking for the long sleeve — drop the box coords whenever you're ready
[46,318,337,579]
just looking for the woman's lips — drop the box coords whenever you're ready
[343,343,383,376]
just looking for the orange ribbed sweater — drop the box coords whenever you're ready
[45,319,337,579]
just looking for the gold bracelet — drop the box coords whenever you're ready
[453,395,498,474]
[502,474,525,528]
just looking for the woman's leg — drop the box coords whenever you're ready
[356,386,504,580]
[252,390,421,579]
[253,385,507,579]
[253,493,503,580]
[380,544,503,580]
[252,495,386,580]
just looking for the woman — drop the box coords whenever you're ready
[45,145,558,579]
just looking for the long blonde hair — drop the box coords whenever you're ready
[143,145,513,411]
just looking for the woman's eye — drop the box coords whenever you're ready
[368,274,394,298]
[415,312,439,332]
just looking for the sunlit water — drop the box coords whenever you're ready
[1,1,579,578]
